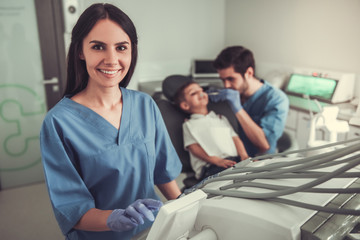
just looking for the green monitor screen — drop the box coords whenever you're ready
[285,74,338,102]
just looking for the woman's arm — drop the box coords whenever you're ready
[74,208,112,231]
[156,180,181,200]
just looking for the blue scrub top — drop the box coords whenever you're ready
[40,88,182,240]
[240,80,289,156]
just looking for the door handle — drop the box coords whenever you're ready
[42,77,59,85]
[42,77,59,92]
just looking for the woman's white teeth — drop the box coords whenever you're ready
[100,69,118,74]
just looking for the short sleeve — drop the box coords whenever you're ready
[40,118,95,235]
[182,121,198,149]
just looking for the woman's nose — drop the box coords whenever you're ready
[104,49,118,65]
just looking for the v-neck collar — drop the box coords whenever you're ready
[117,88,130,145]
[62,87,131,145]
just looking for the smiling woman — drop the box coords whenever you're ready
[72,18,133,128]
[79,19,132,90]
[39,3,182,240]
[64,4,138,96]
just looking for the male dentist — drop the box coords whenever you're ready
[209,46,289,156]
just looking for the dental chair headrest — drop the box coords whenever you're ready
[162,75,193,102]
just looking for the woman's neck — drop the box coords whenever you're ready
[72,85,122,109]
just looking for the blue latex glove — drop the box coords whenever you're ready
[208,88,243,113]
[107,199,163,232]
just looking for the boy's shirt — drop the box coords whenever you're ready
[182,111,238,179]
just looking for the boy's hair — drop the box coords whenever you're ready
[173,81,196,107]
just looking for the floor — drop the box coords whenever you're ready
[0,182,63,240]
[0,175,186,240]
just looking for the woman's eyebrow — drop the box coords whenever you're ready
[115,41,130,45]
[89,40,105,45]
[89,40,130,45]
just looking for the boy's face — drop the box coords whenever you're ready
[180,83,208,113]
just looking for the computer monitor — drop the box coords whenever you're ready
[146,190,207,240]
[284,73,338,103]
[191,59,219,79]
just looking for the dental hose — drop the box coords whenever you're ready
[182,137,360,215]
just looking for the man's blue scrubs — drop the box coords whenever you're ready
[240,80,289,156]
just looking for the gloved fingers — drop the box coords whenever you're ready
[124,205,146,224]
[221,88,240,100]
[133,201,156,222]
[208,90,225,102]
[208,94,220,102]
[217,88,242,113]
[205,88,220,94]
[208,88,232,102]
[140,199,163,211]
[107,209,138,232]
[117,214,139,230]
[124,199,162,225]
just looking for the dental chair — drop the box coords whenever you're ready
[276,129,298,153]
[155,75,296,190]
[156,96,238,190]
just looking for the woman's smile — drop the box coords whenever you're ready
[98,68,122,77]
[99,69,119,74]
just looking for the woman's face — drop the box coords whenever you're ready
[80,18,132,89]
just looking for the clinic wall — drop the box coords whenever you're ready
[80,0,226,89]
[224,0,360,96]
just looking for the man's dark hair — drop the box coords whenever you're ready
[213,46,256,78]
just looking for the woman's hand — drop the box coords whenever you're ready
[107,199,163,232]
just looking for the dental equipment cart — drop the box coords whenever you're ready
[134,138,360,240]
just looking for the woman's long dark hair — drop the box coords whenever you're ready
[63,3,138,96]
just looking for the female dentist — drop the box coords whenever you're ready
[40,3,182,240]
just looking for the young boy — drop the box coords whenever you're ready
[173,81,249,180]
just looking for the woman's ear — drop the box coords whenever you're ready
[79,51,85,60]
